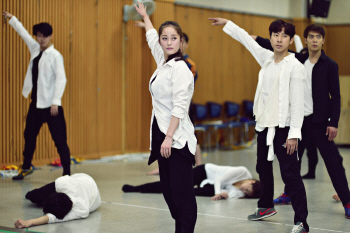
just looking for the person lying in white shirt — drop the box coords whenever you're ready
[14,173,101,229]
[123,163,261,200]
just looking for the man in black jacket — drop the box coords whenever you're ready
[254,24,350,219]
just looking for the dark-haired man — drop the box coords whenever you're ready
[254,24,350,219]
[2,11,71,179]
[209,17,308,232]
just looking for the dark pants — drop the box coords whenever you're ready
[25,182,57,206]
[23,102,71,175]
[304,139,318,176]
[150,117,197,233]
[134,165,215,197]
[256,127,309,231]
[298,115,350,206]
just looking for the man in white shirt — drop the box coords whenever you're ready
[209,17,308,233]
[14,173,101,228]
[2,11,71,179]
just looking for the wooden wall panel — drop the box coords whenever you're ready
[324,25,350,75]
[175,5,276,106]
[96,0,123,156]
[2,1,350,167]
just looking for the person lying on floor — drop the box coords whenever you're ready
[14,173,101,229]
[123,163,261,200]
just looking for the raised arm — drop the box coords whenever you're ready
[3,11,39,54]
[208,17,272,67]
[134,2,164,67]
[14,215,49,229]
[134,1,154,32]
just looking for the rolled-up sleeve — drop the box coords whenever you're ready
[146,29,165,68]
[288,64,306,140]
[52,54,67,106]
[171,62,194,119]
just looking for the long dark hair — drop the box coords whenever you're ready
[158,21,185,63]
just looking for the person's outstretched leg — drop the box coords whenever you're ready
[13,104,44,180]
[313,122,350,211]
[248,129,277,221]
[275,127,309,232]
[122,181,162,193]
[47,106,71,175]
[302,139,318,179]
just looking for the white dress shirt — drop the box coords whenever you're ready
[146,29,197,155]
[200,163,253,198]
[223,21,305,159]
[47,173,101,223]
[9,17,67,108]
[304,58,315,116]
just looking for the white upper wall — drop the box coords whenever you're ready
[175,0,350,24]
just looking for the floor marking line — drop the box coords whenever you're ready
[102,201,349,233]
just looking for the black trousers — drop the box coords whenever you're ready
[298,115,350,206]
[25,182,57,206]
[150,117,197,233]
[256,127,309,231]
[304,139,318,176]
[23,102,71,175]
[134,165,215,197]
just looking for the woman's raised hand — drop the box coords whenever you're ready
[134,1,148,18]
[208,17,229,26]
[2,11,14,19]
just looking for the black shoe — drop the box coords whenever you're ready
[12,166,34,180]
[248,207,277,221]
[301,173,315,179]
[122,185,139,192]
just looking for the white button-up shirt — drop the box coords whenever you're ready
[146,29,197,155]
[200,163,253,198]
[47,173,101,223]
[223,21,305,140]
[9,17,67,108]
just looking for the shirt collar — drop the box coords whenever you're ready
[267,52,295,63]
[165,57,178,67]
[43,44,54,54]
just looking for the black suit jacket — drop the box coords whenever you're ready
[256,36,341,127]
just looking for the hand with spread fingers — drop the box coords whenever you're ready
[285,138,297,155]
[208,17,229,26]
[134,1,148,18]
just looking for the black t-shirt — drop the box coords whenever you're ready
[31,51,43,103]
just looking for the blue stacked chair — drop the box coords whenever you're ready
[224,101,243,145]
[204,102,228,148]
[240,100,256,141]
[192,103,211,150]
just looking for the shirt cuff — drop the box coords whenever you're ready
[172,106,185,119]
[8,16,17,26]
[222,20,237,35]
[288,127,302,140]
[146,28,157,37]
[46,213,56,224]
[52,98,62,106]
[327,118,338,128]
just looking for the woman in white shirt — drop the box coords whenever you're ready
[14,173,101,229]
[134,2,197,232]
[123,163,261,200]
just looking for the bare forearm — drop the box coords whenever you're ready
[30,215,49,226]
[143,15,155,32]
[166,116,180,137]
